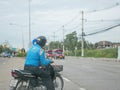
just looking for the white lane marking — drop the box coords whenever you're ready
[79,88,86,90]
[63,77,71,82]
[63,77,87,90]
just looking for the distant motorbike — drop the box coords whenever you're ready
[9,63,64,90]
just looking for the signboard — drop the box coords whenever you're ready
[12,48,16,51]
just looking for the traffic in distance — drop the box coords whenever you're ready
[46,49,65,59]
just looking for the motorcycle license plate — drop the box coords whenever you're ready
[9,79,18,87]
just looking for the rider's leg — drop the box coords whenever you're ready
[39,70,55,90]
[42,77,55,90]
[24,65,55,90]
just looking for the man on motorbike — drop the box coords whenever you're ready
[24,36,55,90]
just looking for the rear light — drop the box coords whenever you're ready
[11,70,18,77]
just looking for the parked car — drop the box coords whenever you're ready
[1,51,11,58]
[0,52,5,57]
[46,50,53,59]
[4,52,11,58]
[52,49,65,59]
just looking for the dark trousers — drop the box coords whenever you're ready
[24,65,55,90]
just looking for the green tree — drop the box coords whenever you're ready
[3,47,12,53]
[0,45,4,53]
[64,31,78,53]
[48,41,62,50]
[0,44,12,54]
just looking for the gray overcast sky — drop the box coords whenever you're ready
[0,0,120,49]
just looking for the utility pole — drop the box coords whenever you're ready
[63,25,65,54]
[22,30,24,49]
[118,46,120,60]
[81,11,84,57]
[53,32,55,41]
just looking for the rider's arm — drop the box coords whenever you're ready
[39,49,52,66]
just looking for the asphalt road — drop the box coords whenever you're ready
[0,57,120,90]
[57,57,120,90]
[0,57,25,90]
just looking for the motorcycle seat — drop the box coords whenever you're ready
[13,69,36,78]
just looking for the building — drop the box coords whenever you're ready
[95,41,112,49]
[112,43,120,48]
[95,41,120,49]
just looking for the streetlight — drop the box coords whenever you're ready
[28,0,31,47]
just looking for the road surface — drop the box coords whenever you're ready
[0,57,120,90]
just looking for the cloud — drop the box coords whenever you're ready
[32,0,49,6]
[0,0,120,49]
[0,1,9,5]
[33,9,80,24]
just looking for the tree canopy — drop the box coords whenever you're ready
[64,31,78,52]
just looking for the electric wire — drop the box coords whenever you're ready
[84,24,120,36]
[86,2,119,13]
[51,2,120,41]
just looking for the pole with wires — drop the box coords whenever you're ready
[81,11,84,57]
[63,25,65,54]
[54,32,56,41]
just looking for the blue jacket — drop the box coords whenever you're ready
[25,44,51,67]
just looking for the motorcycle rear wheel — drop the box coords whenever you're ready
[11,80,29,90]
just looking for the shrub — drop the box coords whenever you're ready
[17,52,26,57]
[75,48,118,58]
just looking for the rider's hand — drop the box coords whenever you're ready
[50,60,54,63]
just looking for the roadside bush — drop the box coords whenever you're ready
[76,50,81,56]
[86,48,117,58]
[17,52,26,57]
[71,48,118,58]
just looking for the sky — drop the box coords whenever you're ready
[0,0,120,50]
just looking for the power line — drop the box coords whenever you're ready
[64,11,81,26]
[55,26,62,32]
[84,24,120,36]
[86,2,119,13]
[85,19,120,23]
[84,19,120,31]
[63,2,120,28]
[52,2,120,42]
[64,24,81,31]
[54,3,120,35]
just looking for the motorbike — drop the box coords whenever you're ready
[9,64,64,90]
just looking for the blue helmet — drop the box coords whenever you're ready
[32,36,47,48]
